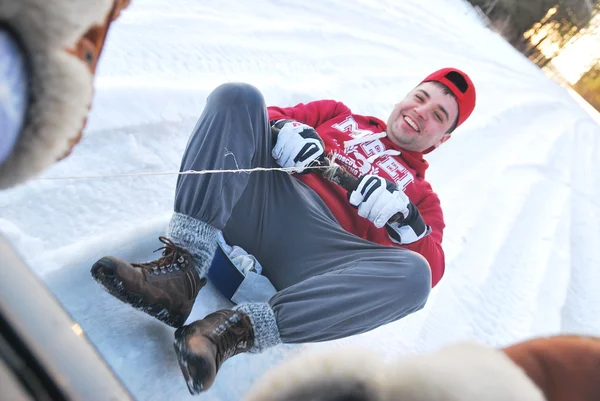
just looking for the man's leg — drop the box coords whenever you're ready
[215,166,432,346]
[173,172,432,393]
[91,82,281,327]
[174,244,430,394]
[167,81,278,274]
[267,245,431,344]
[226,207,432,347]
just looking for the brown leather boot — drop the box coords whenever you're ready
[173,310,254,394]
[90,236,207,328]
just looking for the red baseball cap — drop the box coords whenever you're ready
[421,67,476,130]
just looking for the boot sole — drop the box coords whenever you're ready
[91,267,186,328]
[173,335,212,395]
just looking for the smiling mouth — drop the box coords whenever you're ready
[403,115,420,132]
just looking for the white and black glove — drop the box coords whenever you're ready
[348,175,430,244]
[271,119,326,174]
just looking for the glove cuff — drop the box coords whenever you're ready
[386,203,430,244]
[271,118,296,128]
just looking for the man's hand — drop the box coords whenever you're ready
[348,175,430,244]
[271,119,325,174]
[348,175,410,228]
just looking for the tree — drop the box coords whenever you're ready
[467,0,600,67]
[573,62,600,111]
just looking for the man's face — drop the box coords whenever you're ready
[386,81,459,152]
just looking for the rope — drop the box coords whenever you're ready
[37,164,331,181]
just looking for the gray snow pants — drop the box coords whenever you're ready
[174,83,431,344]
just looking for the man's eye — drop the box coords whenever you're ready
[434,112,443,122]
[415,95,424,102]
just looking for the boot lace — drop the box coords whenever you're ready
[132,236,191,276]
[213,312,253,370]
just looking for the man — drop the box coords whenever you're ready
[90,67,476,394]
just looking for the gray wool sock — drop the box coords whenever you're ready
[234,302,282,353]
[167,212,219,277]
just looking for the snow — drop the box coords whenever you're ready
[1,0,600,399]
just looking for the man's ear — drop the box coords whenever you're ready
[423,133,451,154]
[438,133,452,146]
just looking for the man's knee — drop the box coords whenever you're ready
[398,251,432,309]
[207,82,265,110]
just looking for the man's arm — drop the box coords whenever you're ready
[349,175,446,287]
[397,190,445,288]
[267,100,351,128]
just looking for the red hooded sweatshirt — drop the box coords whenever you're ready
[268,100,445,287]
